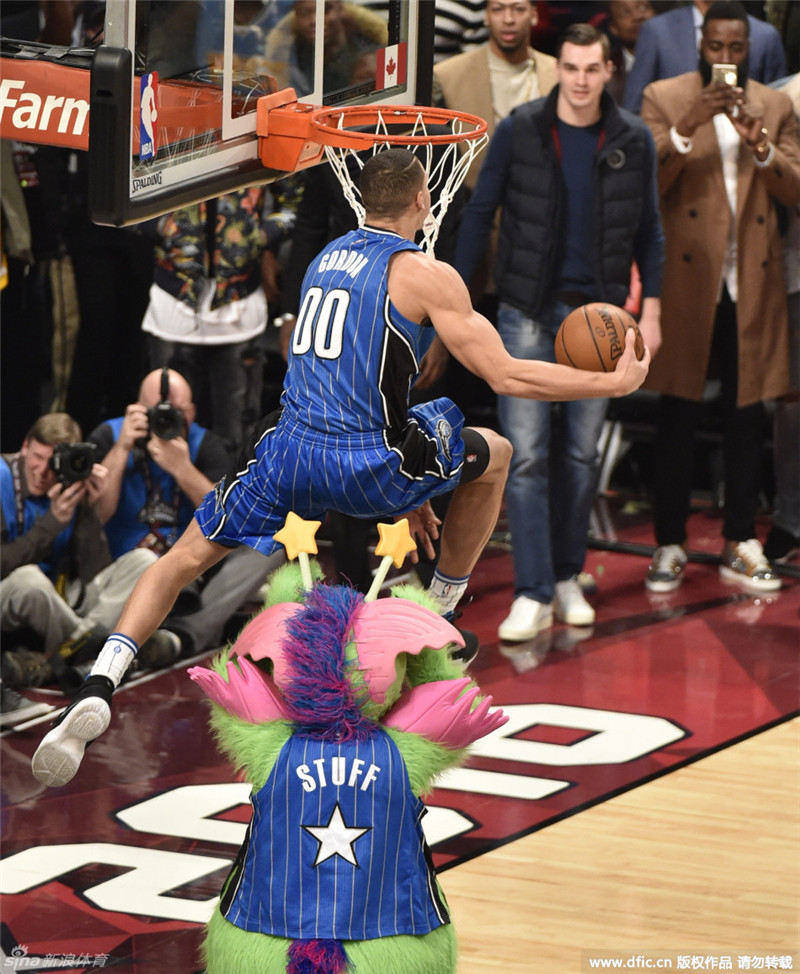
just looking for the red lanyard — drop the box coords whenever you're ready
[551,123,606,163]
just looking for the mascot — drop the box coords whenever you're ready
[188,515,506,974]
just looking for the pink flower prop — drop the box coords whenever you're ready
[188,656,289,724]
[383,677,507,749]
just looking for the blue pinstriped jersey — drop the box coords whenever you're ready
[220,730,449,940]
[281,227,435,435]
[193,227,466,552]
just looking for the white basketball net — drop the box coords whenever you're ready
[318,107,488,255]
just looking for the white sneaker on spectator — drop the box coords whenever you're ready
[553,576,595,626]
[498,596,553,642]
[646,544,687,592]
[719,539,781,593]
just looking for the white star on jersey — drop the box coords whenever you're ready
[303,803,371,867]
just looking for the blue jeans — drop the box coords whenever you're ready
[497,300,609,603]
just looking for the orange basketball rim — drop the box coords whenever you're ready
[257,91,489,255]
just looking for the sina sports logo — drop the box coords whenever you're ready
[435,419,453,460]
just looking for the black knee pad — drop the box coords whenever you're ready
[459,428,491,484]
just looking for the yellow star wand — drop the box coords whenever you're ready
[365,519,417,602]
[274,512,321,591]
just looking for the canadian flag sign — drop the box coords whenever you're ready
[376,43,407,92]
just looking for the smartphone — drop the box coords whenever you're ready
[711,63,738,86]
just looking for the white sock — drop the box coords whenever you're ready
[428,569,469,616]
[90,633,138,688]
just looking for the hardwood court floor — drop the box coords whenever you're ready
[444,717,800,973]
[1,500,798,973]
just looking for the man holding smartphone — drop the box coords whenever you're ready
[622,0,785,115]
[639,1,800,594]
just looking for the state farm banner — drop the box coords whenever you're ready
[0,60,91,149]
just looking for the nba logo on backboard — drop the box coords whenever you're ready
[139,72,158,161]
[376,43,407,91]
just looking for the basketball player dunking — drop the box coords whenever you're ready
[33,149,649,788]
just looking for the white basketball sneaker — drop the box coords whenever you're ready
[32,677,114,787]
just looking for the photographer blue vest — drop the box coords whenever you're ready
[0,453,75,579]
[95,418,209,560]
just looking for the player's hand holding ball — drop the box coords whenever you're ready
[555,302,649,396]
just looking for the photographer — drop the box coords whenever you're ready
[0,413,175,720]
[89,369,283,662]
[91,368,217,538]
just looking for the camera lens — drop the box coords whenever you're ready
[49,442,98,485]
[70,453,92,476]
[147,403,183,440]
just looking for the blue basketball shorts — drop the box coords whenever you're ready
[194,398,466,556]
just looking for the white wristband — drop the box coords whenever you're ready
[90,633,138,687]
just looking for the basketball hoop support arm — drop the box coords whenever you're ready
[256,89,371,172]
[256,90,324,173]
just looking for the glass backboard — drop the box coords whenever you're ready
[90,0,433,225]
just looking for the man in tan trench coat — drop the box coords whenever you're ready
[640,0,800,594]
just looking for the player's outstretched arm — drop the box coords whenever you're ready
[392,255,650,400]
[32,521,230,787]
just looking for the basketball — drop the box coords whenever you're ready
[555,303,645,372]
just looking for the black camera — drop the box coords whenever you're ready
[146,367,183,440]
[49,441,98,485]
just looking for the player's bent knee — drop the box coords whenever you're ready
[490,431,513,471]
[460,428,490,484]
[480,429,513,474]
[461,428,511,484]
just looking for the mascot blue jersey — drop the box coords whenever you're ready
[220,729,449,941]
[281,226,434,435]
